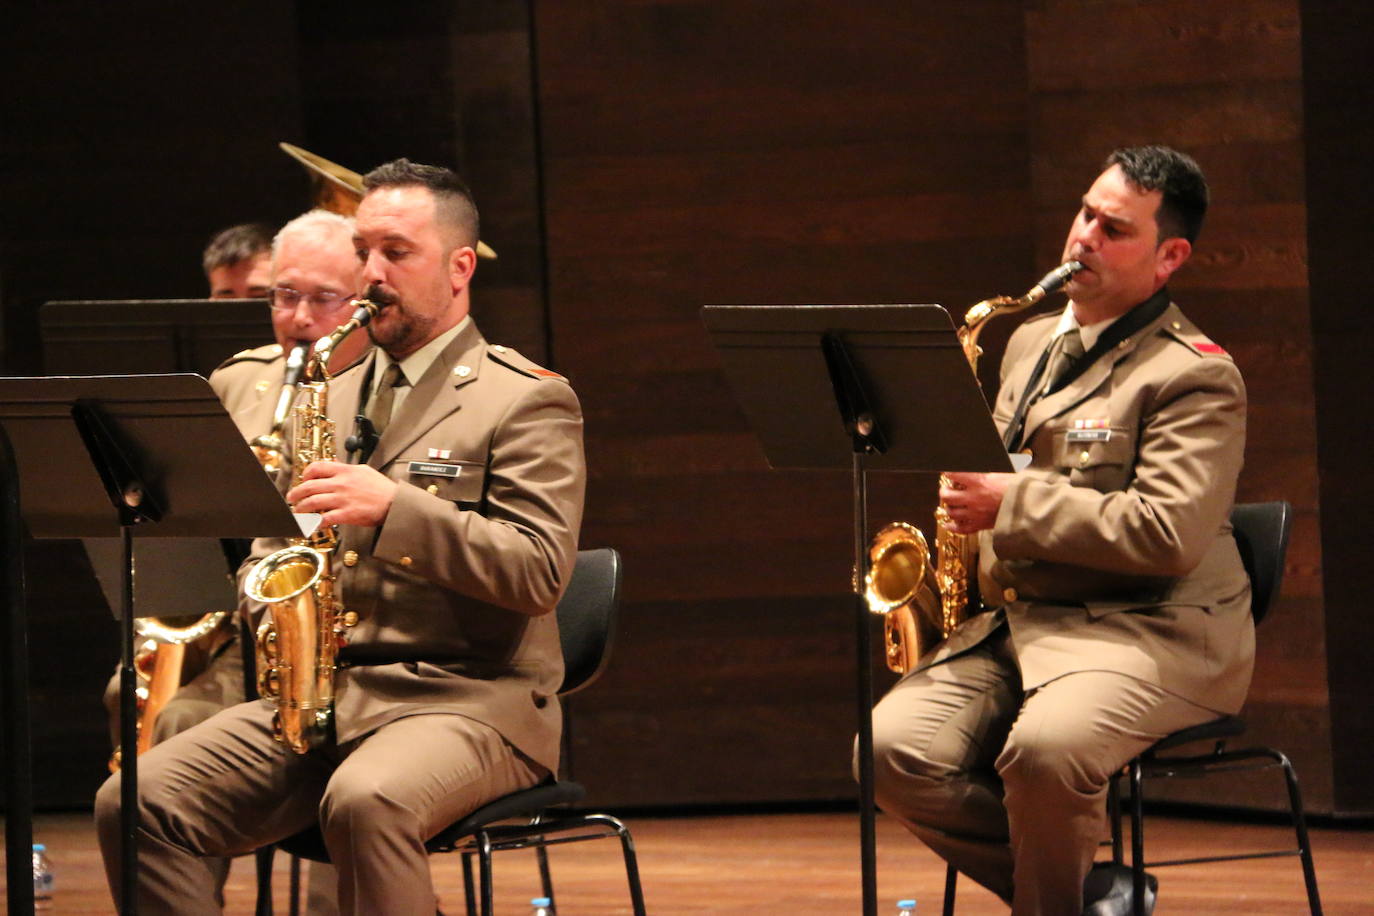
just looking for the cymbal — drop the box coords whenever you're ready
[279,142,498,260]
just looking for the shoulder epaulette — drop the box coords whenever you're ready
[1161,318,1232,360]
[485,344,568,382]
[214,342,283,372]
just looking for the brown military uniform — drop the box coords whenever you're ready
[869,299,1251,913]
[95,320,586,915]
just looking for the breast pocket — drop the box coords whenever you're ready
[1053,427,1135,492]
[400,457,487,508]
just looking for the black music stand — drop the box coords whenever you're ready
[0,374,299,916]
[40,298,274,378]
[701,304,1011,916]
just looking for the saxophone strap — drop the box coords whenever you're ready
[1003,288,1171,452]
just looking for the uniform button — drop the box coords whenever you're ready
[342,550,359,567]
[399,556,413,568]
[255,380,271,393]
[453,365,471,378]
[1171,321,1182,330]
[1117,339,1130,349]
[1003,587,1018,603]
[426,484,440,495]
[1079,450,1091,466]
[493,345,507,353]
[341,611,360,627]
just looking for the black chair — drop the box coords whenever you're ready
[941,502,1323,915]
[260,547,647,916]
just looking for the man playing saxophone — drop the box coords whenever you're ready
[94,159,586,916]
[865,146,1250,915]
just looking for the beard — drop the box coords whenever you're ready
[362,283,439,358]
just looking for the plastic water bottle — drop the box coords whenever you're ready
[530,897,553,916]
[896,898,917,915]
[32,843,54,910]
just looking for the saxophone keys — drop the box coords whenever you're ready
[340,611,360,628]
[342,550,359,567]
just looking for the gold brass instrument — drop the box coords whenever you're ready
[865,261,1084,673]
[108,611,230,771]
[279,142,498,260]
[244,299,379,753]
[250,341,312,474]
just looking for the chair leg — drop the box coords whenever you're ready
[1108,773,1125,865]
[1129,761,1147,916]
[255,846,276,916]
[288,855,302,916]
[478,833,496,916]
[1271,749,1324,915]
[535,843,556,911]
[942,862,957,916]
[460,852,477,916]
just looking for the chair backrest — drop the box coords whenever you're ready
[555,547,623,696]
[1230,501,1292,626]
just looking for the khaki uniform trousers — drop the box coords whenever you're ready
[866,622,1221,916]
[94,701,543,916]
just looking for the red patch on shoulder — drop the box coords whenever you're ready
[1195,343,1228,356]
[533,369,565,379]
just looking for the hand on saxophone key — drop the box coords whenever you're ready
[938,472,1013,534]
[288,460,398,527]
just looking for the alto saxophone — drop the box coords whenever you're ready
[864,261,1083,673]
[244,300,380,753]
[250,341,313,474]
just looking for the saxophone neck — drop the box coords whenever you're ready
[958,261,1085,370]
[310,299,381,380]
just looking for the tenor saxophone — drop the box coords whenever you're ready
[243,300,379,753]
[864,261,1083,673]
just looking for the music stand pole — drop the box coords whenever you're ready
[0,423,34,914]
[851,452,878,914]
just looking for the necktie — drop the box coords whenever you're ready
[368,362,407,440]
[1042,328,1085,396]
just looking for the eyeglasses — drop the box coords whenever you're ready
[268,287,356,313]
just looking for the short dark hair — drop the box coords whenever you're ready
[202,222,273,276]
[361,158,480,250]
[1104,145,1209,245]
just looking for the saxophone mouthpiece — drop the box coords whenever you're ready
[1032,260,1085,298]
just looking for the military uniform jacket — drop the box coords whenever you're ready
[209,343,287,442]
[241,321,585,774]
[919,298,1254,713]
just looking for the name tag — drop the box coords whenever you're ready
[1066,429,1111,443]
[407,461,462,479]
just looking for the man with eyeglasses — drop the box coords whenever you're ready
[211,209,372,440]
[109,209,368,912]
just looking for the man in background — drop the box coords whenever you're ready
[203,222,274,300]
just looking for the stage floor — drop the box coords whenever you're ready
[11,808,1372,913]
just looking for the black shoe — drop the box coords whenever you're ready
[1082,862,1157,916]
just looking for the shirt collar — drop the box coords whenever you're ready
[1053,304,1116,352]
[371,314,471,396]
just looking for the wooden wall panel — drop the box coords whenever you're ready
[1301,0,1374,817]
[537,0,1037,804]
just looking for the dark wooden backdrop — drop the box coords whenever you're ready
[0,0,1368,817]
